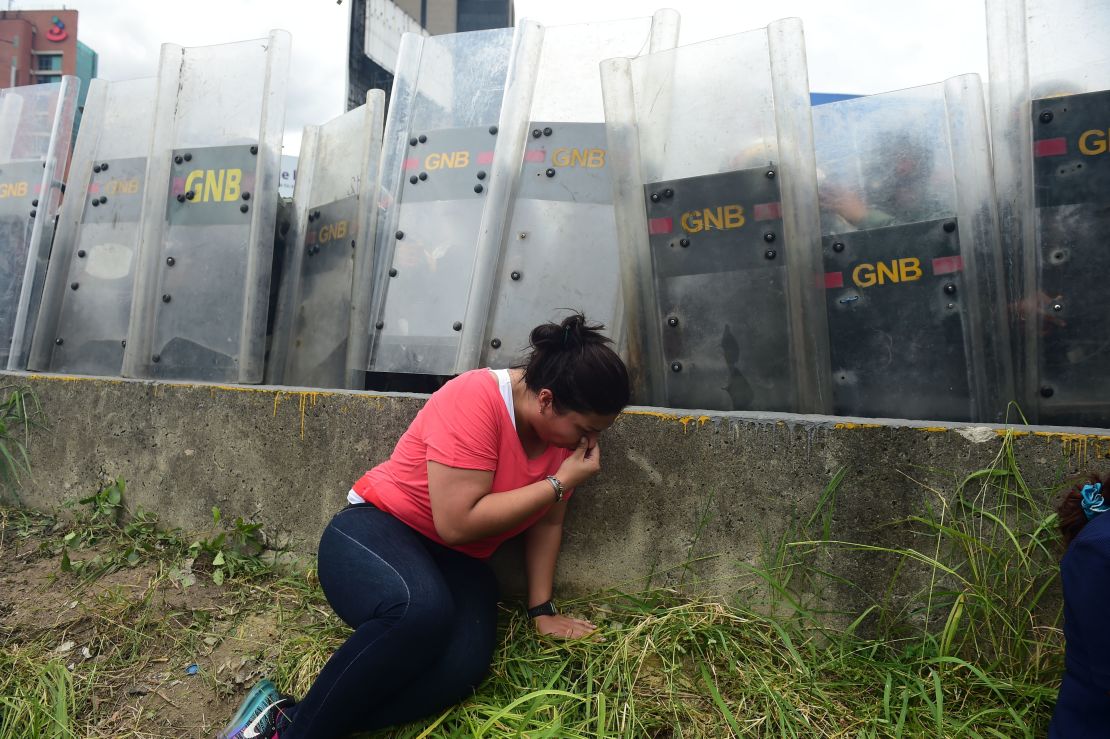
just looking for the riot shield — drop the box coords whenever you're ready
[988,0,1110,427]
[267,89,386,389]
[366,25,541,376]
[812,75,1013,423]
[29,78,155,376]
[478,12,679,369]
[123,32,290,383]
[0,79,79,370]
[602,19,829,412]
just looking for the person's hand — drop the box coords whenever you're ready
[555,436,602,489]
[534,613,598,639]
[1011,290,1067,336]
[820,185,870,225]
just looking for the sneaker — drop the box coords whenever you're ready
[217,679,294,739]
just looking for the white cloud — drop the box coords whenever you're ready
[513,0,989,95]
[14,0,350,155]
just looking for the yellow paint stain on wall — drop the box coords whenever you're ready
[679,415,712,432]
[918,426,950,433]
[834,422,884,430]
[622,409,688,423]
[23,373,124,385]
[268,389,325,439]
[207,386,392,441]
[1031,432,1110,461]
[297,393,322,440]
[621,409,712,433]
[210,384,339,400]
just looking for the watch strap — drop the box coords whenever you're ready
[527,599,557,618]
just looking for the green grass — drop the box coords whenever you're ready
[0,385,44,507]
[0,653,75,739]
[0,487,280,738]
[0,430,1069,737]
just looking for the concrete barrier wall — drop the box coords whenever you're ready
[5,371,1110,605]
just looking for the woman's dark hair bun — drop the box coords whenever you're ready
[521,312,630,415]
[529,313,607,353]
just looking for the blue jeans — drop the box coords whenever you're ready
[281,504,500,738]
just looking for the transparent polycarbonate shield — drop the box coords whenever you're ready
[30,78,155,376]
[647,167,792,412]
[123,31,290,383]
[1030,91,1110,426]
[0,79,78,370]
[988,0,1110,427]
[367,25,541,376]
[267,90,385,389]
[481,13,678,368]
[0,158,41,369]
[813,76,1012,422]
[602,19,829,412]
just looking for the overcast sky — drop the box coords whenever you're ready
[11,1,989,155]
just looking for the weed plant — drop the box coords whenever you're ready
[264,430,1064,738]
[0,482,281,738]
[0,385,43,506]
[0,431,1069,737]
[0,654,74,739]
[763,428,1064,737]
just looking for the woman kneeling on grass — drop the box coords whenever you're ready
[218,313,630,739]
[1050,470,1110,737]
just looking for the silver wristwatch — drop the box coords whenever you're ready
[545,475,565,503]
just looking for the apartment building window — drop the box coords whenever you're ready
[36,54,62,71]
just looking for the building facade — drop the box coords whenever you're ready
[0,10,97,126]
[347,0,512,111]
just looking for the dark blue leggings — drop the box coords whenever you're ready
[281,504,500,738]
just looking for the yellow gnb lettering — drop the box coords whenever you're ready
[185,168,243,202]
[1078,129,1107,156]
[680,205,746,234]
[722,204,745,229]
[106,178,140,195]
[900,257,922,281]
[224,169,241,201]
[551,148,606,168]
[425,151,470,170]
[0,182,28,198]
[317,220,349,244]
[852,257,923,288]
[681,210,702,233]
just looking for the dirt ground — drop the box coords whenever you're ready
[0,508,330,738]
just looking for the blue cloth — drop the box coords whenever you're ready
[1050,511,1110,738]
[1081,483,1109,520]
[281,504,499,738]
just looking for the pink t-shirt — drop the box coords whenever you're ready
[351,369,572,558]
